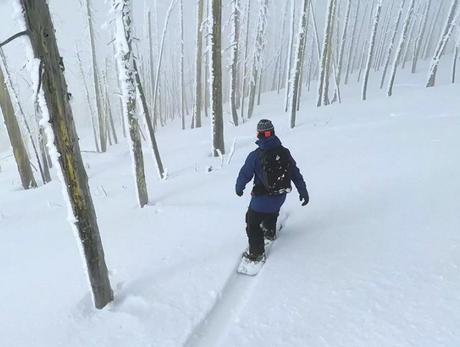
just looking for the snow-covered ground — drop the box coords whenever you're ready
[1,75,460,346]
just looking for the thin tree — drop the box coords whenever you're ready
[380,0,405,89]
[247,0,269,119]
[114,0,149,207]
[193,0,204,128]
[85,0,106,152]
[239,0,251,123]
[426,0,459,88]
[179,0,186,130]
[19,0,113,309]
[317,0,337,107]
[411,0,431,73]
[0,48,48,184]
[284,0,296,112]
[290,0,310,128]
[229,0,240,126]
[362,0,383,101]
[210,0,225,156]
[387,0,416,97]
[0,55,37,189]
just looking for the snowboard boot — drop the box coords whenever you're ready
[242,251,265,263]
[261,222,276,241]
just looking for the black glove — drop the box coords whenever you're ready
[300,191,309,206]
[236,190,243,197]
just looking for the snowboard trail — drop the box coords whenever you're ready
[184,213,289,347]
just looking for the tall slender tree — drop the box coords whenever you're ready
[210,0,225,156]
[0,57,37,190]
[19,0,113,309]
[114,0,149,207]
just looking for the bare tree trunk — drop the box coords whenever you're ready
[20,0,113,309]
[284,0,296,112]
[0,55,37,189]
[76,50,100,152]
[85,0,106,153]
[152,0,178,130]
[426,0,459,88]
[422,1,444,60]
[317,0,337,107]
[345,0,360,85]
[0,48,47,184]
[362,0,383,101]
[248,0,269,119]
[133,59,165,179]
[290,0,310,128]
[179,0,186,130]
[453,46,459,83]
[229,0,240,126]
[412,0,431,73]
[387,0,416,97]
[193,0,204,128]
[210,0,225,156]
[114,0,149,207]
[239,0,251,123]
[380,0,405,89]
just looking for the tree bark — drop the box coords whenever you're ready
[210,0,225,156]
[114,0,149,207]
[193,0,204,128]
[20,0,113,309]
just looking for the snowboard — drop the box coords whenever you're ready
[237,214,287,276]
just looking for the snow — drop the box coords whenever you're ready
[1,62,460,346]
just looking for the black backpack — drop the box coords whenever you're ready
[256,146,292,196]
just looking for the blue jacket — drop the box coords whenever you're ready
[236,136,308,213]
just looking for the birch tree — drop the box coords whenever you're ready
[426,0,459,88]
[114,0,149,207]
[19,0,113,309]
[210,0,225,156]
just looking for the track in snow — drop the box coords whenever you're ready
[183,213,289,347]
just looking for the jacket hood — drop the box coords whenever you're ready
[256,135,282,150]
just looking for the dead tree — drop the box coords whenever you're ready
[19,0,113,309]
[210,0,225,156]
[114,0,149,207]
[0,53,37,189]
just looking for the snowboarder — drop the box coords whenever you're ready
[236,119,309,264]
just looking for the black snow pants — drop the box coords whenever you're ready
[246,208,279,255]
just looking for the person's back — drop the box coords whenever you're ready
[235,119,309,262]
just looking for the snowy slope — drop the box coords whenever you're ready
[1,81,460,346]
